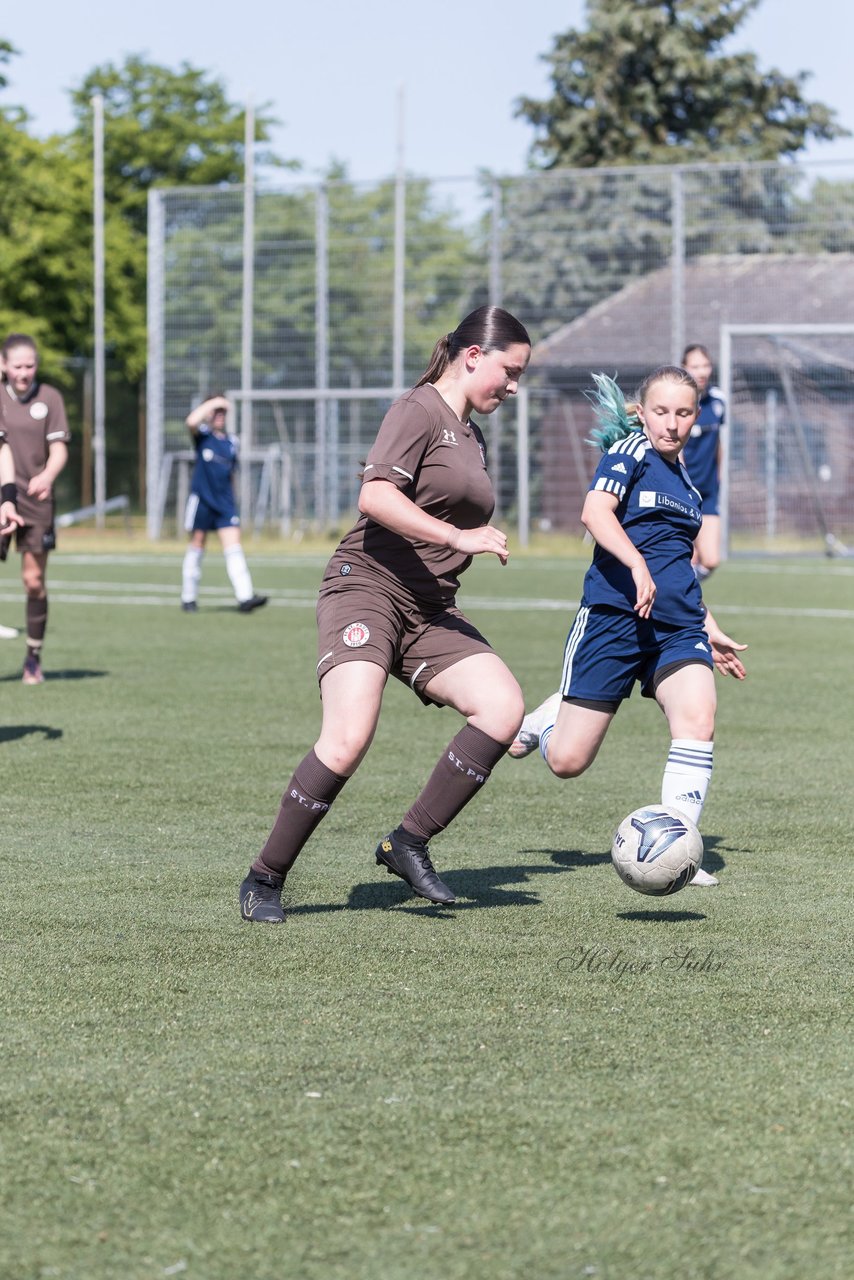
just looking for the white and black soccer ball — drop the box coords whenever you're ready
[610,805,703,897]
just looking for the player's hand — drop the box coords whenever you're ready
[452,524,510,565]
[630,561,656,618]
[27,470,53,501]
[705,619,748,680]
[0,501,23,535]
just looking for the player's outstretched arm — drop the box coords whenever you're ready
[704,606,748,680]
[359,478,509,564]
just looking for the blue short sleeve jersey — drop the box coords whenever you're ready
[582,432,705,627]
[190,426,238,514]
[680,386,724,504]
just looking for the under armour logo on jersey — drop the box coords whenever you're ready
[611,461,627,474]
[442,428,458,445]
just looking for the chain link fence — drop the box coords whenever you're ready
[147,159,854,551]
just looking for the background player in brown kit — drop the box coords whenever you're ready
[240,306,531,923]
[0,334,71,684]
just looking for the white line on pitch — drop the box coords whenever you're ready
[0,589,850,621]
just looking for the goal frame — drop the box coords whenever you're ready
[718,323,854,559]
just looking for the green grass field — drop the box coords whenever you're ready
[1,541,851,1280]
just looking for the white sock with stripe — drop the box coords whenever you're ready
[224,544,254,603]
[182,546,203,603]
[661,739,714,827]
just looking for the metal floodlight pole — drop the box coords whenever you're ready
[315,185,329,525]
[146,189,165,539]
[670,169,685,365]
[516,386,530,548]
[489,178,503,307]
[392,84,406,390]
[240,97,256,525]
[92,93,106,529]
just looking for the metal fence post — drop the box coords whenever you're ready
[516,385,530,548]
[671,168,685,365]
[145,188,165,540]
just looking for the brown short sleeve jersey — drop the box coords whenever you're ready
[0,382,70,525]
[324,383,496,610]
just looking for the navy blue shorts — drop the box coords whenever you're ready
[559,605,713,705]
[184,493,240,533]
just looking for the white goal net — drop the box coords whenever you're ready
[719,324,854,557]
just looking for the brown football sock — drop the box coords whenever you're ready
[26,596,47,657]
[253,749,348,877]
[401,724,508,843]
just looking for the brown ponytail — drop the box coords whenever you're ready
[416,306,530,386]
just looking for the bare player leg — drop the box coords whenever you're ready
[368,655,522,906]
[315,660,388,775]
[540,701,615,779]
[423,651,524,743]
[370,652,525,905]
[241,661,389,920]
[655,663,718,884]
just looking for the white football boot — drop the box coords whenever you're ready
[508,691,562,759]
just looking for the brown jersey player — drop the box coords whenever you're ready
[240,306,531,922]
[0,334,71,684]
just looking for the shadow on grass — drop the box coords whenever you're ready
[0,723,63,742]
[286,855,584,917]
[617,909,707,923]
[701,834,730,874]
[0,668,108,683]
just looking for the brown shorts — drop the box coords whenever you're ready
[1,519,56,557]
[316,584,494,706]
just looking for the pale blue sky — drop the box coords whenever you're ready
[4,1,852,182]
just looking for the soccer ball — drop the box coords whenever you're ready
[610,805,703,897]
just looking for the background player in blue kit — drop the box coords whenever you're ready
[681,343,725,580]
[510,365,747,887]
[180,394,267,613]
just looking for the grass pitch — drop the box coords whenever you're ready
[0,544,851,1279]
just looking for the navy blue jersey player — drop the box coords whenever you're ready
[180,394,267,613]
[510,366,747,887]
[681,344,725,579]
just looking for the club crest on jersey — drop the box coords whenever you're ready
[442,428,458,446]
[342,621,370,648]
[29,402,49,420]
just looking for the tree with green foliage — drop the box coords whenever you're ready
[0,41,97,367]
[70,55,286,238]
[501,0,853,345]
[63,55,291,381]
[516,0,847,169]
